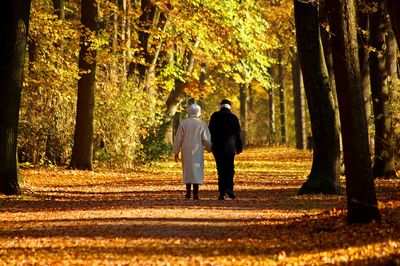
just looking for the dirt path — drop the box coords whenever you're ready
[0,147,399,265]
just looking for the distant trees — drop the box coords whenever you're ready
[13,0,294,169]
[0,1,31,195]
[1,0,396,189]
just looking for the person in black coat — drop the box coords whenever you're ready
[209,99,243,200]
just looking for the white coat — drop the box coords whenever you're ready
[173,116,212,184]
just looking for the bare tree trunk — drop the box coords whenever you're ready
[292,54,306,150]
[327,0,381,224]
[267,67,276,145]
[45,0,66,165]
[357,0,373,149]
[53,0,65,19]
[0,0,31,195]
[278,50,286,144]
[294,0,341,195]
[369,0,398,178]
[386,0,400,47]
[116,0,128,74]
[70,0,98,170]
[129,0,166,92]
[240,83,247,146]
[321,2,345,174]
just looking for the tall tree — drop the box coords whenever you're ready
[292,54,306,150]
[327,0,381,223]
[294,0,341,195]
[70,0,98,170]
[369,1,398,178]
[0,0,31,195]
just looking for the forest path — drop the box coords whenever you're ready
[0,147,399,265]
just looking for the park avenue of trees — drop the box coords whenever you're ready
[1,0,400,225]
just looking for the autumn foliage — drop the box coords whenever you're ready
[0,147,399,265]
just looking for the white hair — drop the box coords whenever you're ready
[188,103,201,117]
[220,103,231,109]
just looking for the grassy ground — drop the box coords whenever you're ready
[0,147,399,265]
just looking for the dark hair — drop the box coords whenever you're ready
[220,99,232,105]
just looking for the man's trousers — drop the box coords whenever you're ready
[213,152,235,196]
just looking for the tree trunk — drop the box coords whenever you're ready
[320,2,345,174]
[129,0,166,91]
[357,0,373,149]
[52,0,65,19]
[327,0,381,223]
[240,83,247,146]
[386,0,400,47]
[46,0,65,164]
[248,84,254,113]
[70,0,98,170]
[381,13,399,178]
[292,54,306,150]
[369,0,398,178]
[0,0,31,195]
[294,0,341,195]
[267,67,276,145]
[278,50,286,144]
[118,0,127,74]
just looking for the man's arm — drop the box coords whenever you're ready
[234,115,243,154]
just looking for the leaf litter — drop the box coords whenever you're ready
[0,147,399,265]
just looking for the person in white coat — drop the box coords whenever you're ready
[173,104,212,199]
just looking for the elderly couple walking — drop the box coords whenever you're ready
[172,99,243,200]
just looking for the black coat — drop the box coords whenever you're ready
[209,107,243,154]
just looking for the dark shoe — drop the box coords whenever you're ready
[218,195,225,200]
[185,184,191,199]
[225,189,236,199]
[193,194,199,200]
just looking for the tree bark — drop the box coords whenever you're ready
[0,0,31,195]
[326,0,381,223]
[294,0,341,195]
[369,0,398,178]
[240,83,247,146]
[321,2,346,175]
[278,50,286,144]
[292,54,306,150]
[70,0,98,170]
[386,0,400,47]
[357,0,372,149]
[52,0,65,19]
[384,8,398,179]
[129,0,166,90]
[267,67,276,145]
